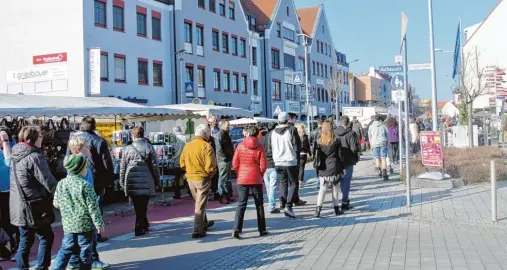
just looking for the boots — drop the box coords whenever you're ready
[382,169,389,181]
[378,168,382,177]
[334,206,343,216]
[313,206,322,218]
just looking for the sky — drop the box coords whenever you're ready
[294,0,500,101]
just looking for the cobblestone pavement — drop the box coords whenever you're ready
[42,155,507,270]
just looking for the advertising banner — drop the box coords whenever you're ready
[420,131,443,167]
[89,48,101,95]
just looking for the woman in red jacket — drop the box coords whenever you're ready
[232,125,268,239]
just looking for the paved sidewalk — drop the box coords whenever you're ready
[9,155,507,270]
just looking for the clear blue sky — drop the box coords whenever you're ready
[295,0,499,101]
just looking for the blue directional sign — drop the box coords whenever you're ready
[292,72,303,85]
[379,65,403,73]
[185,82,194,93]
[391,75,405,90]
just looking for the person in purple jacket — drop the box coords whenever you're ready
[387,118,400,174]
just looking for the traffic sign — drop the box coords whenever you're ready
[408,63,431,71]
[378,65,403,73]
[274,105,282,115]
[391,75,405,90]
[292,72,303,85]
[391,90,406,102]
[395,55,403,64]
[185,82,194,93]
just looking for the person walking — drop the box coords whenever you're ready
[180,124,216,238]
[295,125,311,190]
[10,126,57,270]
[120,127,160,237]
[409,117,420,156]
[368,115,389,181]
[334,116,360,211]
[271,112,301,218]
[310,119,323,146]
[313,121,345,218]
[387,118,400,174]
[231,126,268,239]
[66,116,114,242]
[259,122,279,214]
[351,116,364,142]
[66,137,109,269]
[215,120,234,204]
[172,126,189,199]
[52,154,105,270]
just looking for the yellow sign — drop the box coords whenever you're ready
[207,100,215,105]
[96,122,121,144]
[192,98,201,104]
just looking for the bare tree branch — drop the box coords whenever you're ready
[454,46,489,104]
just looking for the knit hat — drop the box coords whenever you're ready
[278,111,289,123]
[65,154,88,175]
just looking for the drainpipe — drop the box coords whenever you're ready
[172,1,179,104]
[262,32,269,117]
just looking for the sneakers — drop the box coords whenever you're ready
[284,207,296,218]
[269,209,281,214]
[92,261,111,270]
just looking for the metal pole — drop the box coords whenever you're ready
[428,0,438,131]
[502,102,505,150]
[398,101,403,172]
[491,160,497,222]
[403,36,411,207]
[304,38,311,135]
[180,55,184,104]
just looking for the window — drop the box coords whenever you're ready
[232,74,239,92]
[219,0,225,16]
[239,39,246,57]
[284,53,295,70]
[286,6,290,16]
[317,41,320,53]
[253,80,258,96]
[197,67,205,88]
[138,60,148,85]
[186,66,194,83]
[252,47,257,66]
[196,25,204,46]
[152,17,161,40]
[113,6,124,31]
[229,2,235,20]
[271,49,280,69]
[320,63,324,76]
[325,89,329,102]
[100,53,108,80]
[198,0,205,8]
[320,43,324,53]
[316,62,320,76]
[231,36,238,55]
[184,22,192,43]
[137,13,147,36]
[94,1,106,27]
[223,72,230,91]
[317,87,321,101]
[153,62,163,86]
[283,27,295,41]
[322,25,325,34]
[241,75,247,93]
[114,55,126,82]
[312,62,316,75]
[213,69,220,90]
[249,16,256,31]
[209,0,216,12]
[222,33,229,53]
[298,58,305,72]
[276,23,281,38]
[272,81,281,100]
[325,65,328,78]
[212,30,219,51]
[285,84,293,100]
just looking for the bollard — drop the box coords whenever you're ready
[491,160,497,222]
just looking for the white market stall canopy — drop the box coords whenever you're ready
[157,103,254,118]
[0,94,197,122]
[230,117,277,127]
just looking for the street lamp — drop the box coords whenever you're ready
[297,33,312,134]
[428,0,438,131]
[175,49,186,104]
[348,59,359,65]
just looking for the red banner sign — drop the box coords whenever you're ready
[33,52,67,65]
[420,131,443,167]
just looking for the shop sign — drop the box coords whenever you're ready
[6,66,68,83]
[89,48,101,95]
[33,52,68,65]
[96,122,121,145]
[318,107,327,114]
[286,101,300,114]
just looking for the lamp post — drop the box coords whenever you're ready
[428,0,438,131]
[175,49,186,104]
[298,33,312,134]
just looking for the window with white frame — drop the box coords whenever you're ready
[114,56,126,82]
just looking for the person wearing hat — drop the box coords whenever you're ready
[53,154,105,270]
[271,112,301,218]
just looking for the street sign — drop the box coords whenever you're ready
[408,63,431,71]
[292,72,303,85]
[378,65,403,73]
[391,75,405,90]
[273,104,282,115]
[391,90,406,102]
[395,55,403,64]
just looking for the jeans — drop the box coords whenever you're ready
[233,184,266,233]
[218,162,232,198]
[263,168,278,212]
[341,166,354,203]
[68,230,99,266]
[276,166,298,208]
[372,144,388,159]
[131,195,150,233]
[294,155,307,202]
[316,175,340,207]
[16,225,54,270]
[388,142,399,164]
[187,178,211,233]
[52,231,94,270]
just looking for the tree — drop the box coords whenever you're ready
[326,66,348,123]
[454,46,489,147]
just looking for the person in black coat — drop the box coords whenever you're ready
[335,116,360,210]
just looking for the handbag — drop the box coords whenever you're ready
[313,145,323,170]
[12,162,55,228]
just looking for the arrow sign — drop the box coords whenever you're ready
[292,72,303,85]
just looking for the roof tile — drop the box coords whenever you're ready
[240,0,278,29]
[297,6,320,36]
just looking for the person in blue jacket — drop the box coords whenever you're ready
[0,129,18,260]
